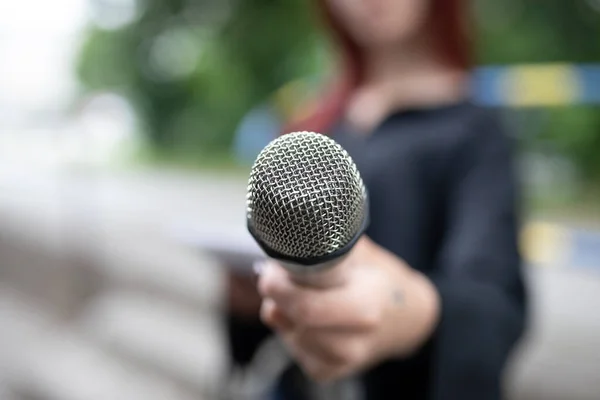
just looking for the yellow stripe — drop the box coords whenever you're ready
[521,222,571,266]
[273,80,313,119]
[501,64,581,106]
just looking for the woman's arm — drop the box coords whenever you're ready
[428,113,527,400]
[258,236,441,382]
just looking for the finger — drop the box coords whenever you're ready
[260,298,294,331]
[288,285,380,331]
[291,346,355,384]
[257,261,292,300]
[281,329,345,366]
[259,262,380,330]
[257,260,343,302]
[258,261,310,314]
[293,329,369,367]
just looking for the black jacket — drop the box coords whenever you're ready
[331,101,527,400]
[227,101,527,400]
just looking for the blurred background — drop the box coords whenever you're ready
[1,0,600,399]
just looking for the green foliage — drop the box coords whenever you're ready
[476,0,600,63]
[475,0,600,180]
[76,0,324,162]
[76,0,600,180]
[534,107,600,180]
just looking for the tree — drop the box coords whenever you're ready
[76,0,324,161]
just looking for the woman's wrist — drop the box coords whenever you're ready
[409,271,441,350]
[378,267,441,360]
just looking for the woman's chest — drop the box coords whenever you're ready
[333,125,452,204]
[332,126,455,269]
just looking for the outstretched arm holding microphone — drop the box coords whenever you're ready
[257,235,440,383]
[245,131,440,382]
[247,123,526,400]
[246,131,439,384]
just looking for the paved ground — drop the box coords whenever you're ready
[0,160,599,400]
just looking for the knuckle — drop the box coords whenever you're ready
[361,314,379,330]
[258,275,282,297]
[256,276,269,296]
[259,300,274,326]
[358,307,380,329]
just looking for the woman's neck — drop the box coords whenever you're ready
[345,37,468,133]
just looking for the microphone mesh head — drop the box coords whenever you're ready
[246,131,367,261]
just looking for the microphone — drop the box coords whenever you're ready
[245,131,366,398]
[246,131,369,287]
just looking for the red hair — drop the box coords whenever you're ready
[284,0,471,135]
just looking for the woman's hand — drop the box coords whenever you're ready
[257,236,440,383]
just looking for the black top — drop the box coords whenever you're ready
[330,101,528,400]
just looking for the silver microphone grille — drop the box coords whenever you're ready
[246,131,367,262]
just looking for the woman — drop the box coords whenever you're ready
[253,0,528,399]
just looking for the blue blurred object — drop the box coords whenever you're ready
[569,229,600,271]
[472,63,600,106]
[471,66,506,107]
[522,221,600,271]
[578,65,600,104]
[233,103,281,165]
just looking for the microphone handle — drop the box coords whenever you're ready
[266,253,362,399]
[279,255,350,289]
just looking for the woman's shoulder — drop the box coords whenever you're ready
[448,101,506,132]
[397,101,511,154]
[440,103,518,182]
[396,101,509,141]
[413,102,515,178]
[449,102,513,149]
